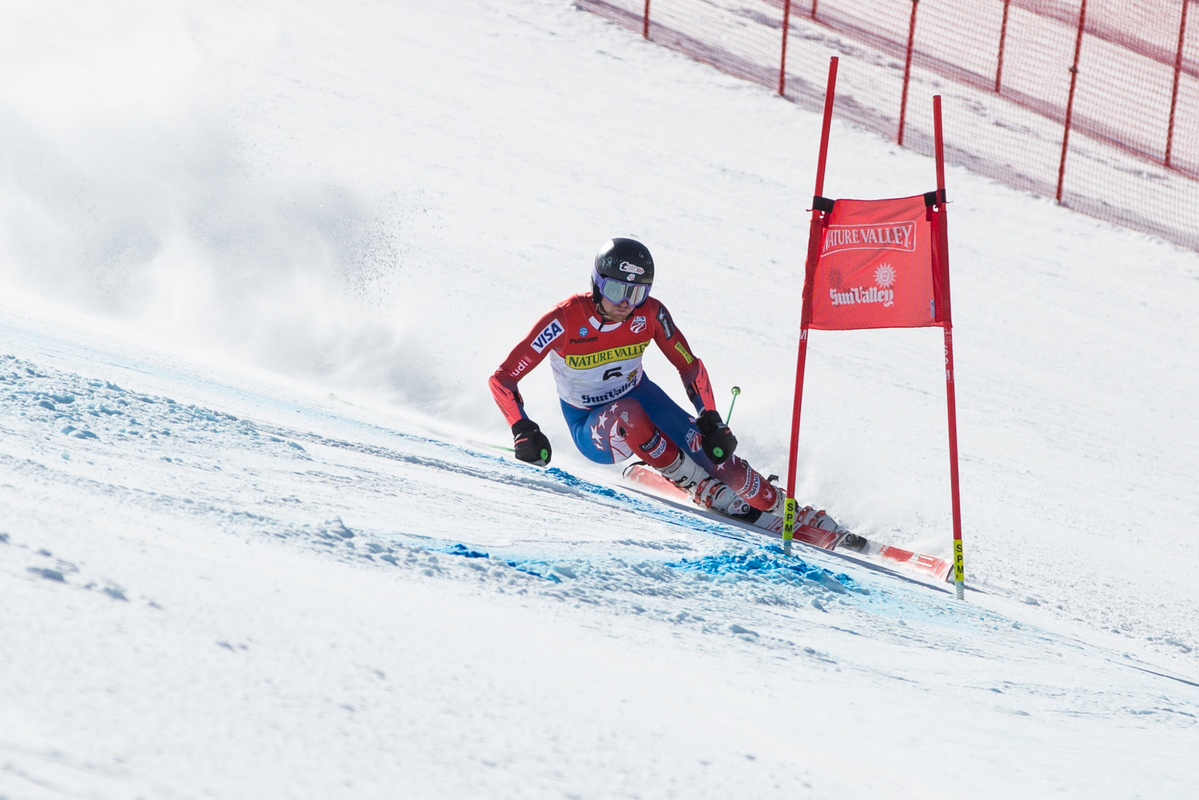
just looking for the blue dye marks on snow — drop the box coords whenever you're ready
[442,543,562,582]
[544,466,620,499]
[669,547,868,595]
[541,466,750,542]
[511,563,562,583]
[445,543,488,559]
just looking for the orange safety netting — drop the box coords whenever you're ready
[579,0,1199,251]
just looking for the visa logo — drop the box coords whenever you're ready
[530,319,565,353]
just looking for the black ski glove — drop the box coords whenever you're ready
[696,409,737,465]
[512,419,552,466]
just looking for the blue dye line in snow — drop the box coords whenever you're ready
[430,462,861,592]
[444,544,489,559]
[439,444,760,545]
[442,543,563,583]
[543,466,621,499]
[541,465,753,542]
[669,546,868,595]
[440,541,866,595]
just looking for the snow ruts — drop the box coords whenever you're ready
[622,462,957,588]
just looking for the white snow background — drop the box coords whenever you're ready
[2,0,1198,797]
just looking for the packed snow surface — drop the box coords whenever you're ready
[2,0,1198,797]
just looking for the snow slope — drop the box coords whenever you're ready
[2,0,1198,797]
[4,309,1198,798]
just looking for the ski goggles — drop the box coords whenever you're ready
[594,270,651,306]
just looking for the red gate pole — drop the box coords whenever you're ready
[643,0,651,38]
[943,330,965,598]
[897,0,921,146]
[1056,0,1088,203]
[784,56,838,556]
[933,96,966,599]
[779,0,793,96]
[1166,0,1190,168]
[995,0,1012,93]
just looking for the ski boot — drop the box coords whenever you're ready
[658,452,760,521]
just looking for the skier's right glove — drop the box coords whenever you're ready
[696,409,737,465]
[512,419,552,466]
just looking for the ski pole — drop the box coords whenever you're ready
[726,386,741,422]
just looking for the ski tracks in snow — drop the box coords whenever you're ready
[3,352,1198,767]
[0,354,873,652]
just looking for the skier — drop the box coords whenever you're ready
[489,237,788,522]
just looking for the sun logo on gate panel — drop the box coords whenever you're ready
[874,263,896,288]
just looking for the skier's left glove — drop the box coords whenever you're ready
[512,419,552,466]
[696,410,737,465]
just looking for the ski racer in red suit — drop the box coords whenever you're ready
[489,237,785,521]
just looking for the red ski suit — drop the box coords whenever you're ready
[490,293,781,513]
[489,294,715,425]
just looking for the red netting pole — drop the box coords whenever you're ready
[995,0,1012,94]
[811,0,819,21]
[642,0,651,38]
[897,0,920,146]
[1056,0,1088,203]
[1166,0,1191,168]
[779,0,793,96]
[933,95,965,599]
[784,56,838,556]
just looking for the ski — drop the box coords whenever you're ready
[622,462,954,582]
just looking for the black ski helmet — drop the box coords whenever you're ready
[591,238,654,307]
